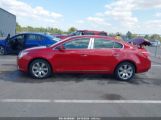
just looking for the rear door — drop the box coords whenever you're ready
[24,34,42,48]
[85,38,119,72]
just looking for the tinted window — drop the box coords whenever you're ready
[10,35,24,43]
[114,42,123,48]
[37,35,44,40]
[94,39,114,48]
[15,35,24,40]
[99,32,107,36]
[83,32,94,35]
[63,38,90,49]
[73,31,82,36]
[26,34,41,41]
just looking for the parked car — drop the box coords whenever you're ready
[0,33,60,55]
[54,30,108,39]
[150,40,161,47]
[17,35,151,81]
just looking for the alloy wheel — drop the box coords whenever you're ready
[117,63,134,80]
[0,46,5,55]
[32,62,49,78]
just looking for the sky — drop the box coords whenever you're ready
[0,0,161,34]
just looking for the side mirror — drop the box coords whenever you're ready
[57,45,65,51]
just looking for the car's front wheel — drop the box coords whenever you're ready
[115,62,135,81]
[29,59,52,79]
[0,46,5,55]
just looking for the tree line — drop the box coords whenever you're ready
[16,23,77,34]
[16,23,161,41]
[126,31,161,41]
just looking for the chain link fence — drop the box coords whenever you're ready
[146,46,161,58]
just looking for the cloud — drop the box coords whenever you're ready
[145,20,161,28]
[87,17,111,26]
[134,0,161,9]
[87,0,161,33]
[0,0,63,27]
[156,12,161,17]
[105,0,138,28]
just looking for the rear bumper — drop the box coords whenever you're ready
[136,58,151,73]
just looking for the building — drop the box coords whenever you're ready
[0,8,16,37]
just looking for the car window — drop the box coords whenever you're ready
[114,42,123,48]
[37,35,44,40]
[99,32,107,36]
[12,35,24,41]
[74,31,82,36]
[83,32,94,35]
[26,34,41,41]
[94,39,114,49]
[10,35,24,43]
[63,38,90,49]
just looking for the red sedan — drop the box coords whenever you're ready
[17,35,151,81]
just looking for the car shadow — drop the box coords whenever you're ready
[0,70,160,85]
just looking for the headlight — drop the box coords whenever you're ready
[18,51,28,59]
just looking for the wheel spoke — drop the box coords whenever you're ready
[118,64,134,80]
[0,46,4,55]
[32,61,49,78]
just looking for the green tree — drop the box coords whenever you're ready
[67,27,77,33]
[15,23,78,35]
[16,22,22,33]
[126,31,133,39]
[144,35,150,40]
[150,34,161,41]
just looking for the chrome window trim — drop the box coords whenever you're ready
[53,38,92,50]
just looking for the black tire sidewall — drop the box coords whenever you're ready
[29,59,51,79]
[0,46,5,55]
[115,62,135,81]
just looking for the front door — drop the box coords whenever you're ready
[6,34,25,54]
[52,38,91,72]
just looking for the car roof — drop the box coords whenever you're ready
[64,35,127,44]
[16,32,50,37]
[51,35,128,48]
[65,35,115,40]
[77,30,107,33]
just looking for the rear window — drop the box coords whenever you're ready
[114,42,123,48]
[26,34,41,41]
[94,39,114,48]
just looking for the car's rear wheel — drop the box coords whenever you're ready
[29,59,51,79]
[0,46,5,55]
[115,62,135,81]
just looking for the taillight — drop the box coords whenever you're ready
[141,51,150,59]
[142,51,149,56]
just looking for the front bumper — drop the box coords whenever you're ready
[17,57,30,72]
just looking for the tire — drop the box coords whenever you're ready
[29,59,52,79]
[0,46,5,55]
[115,62,135,81]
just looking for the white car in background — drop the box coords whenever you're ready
[150,40,161,47]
